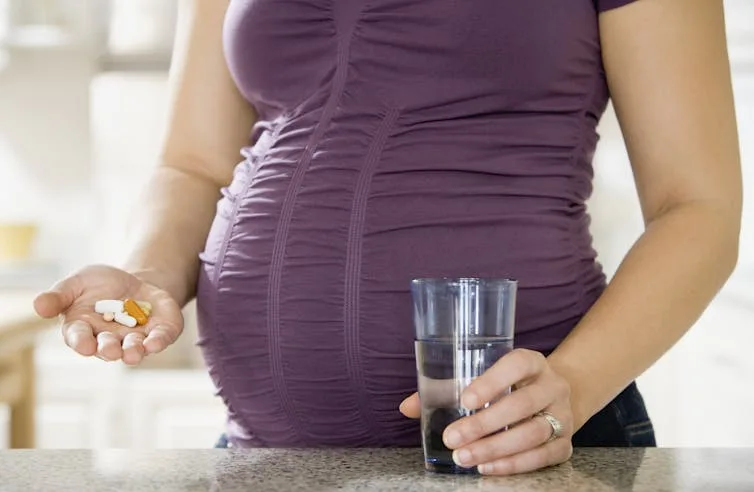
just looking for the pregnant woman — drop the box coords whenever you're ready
[35,0,740,475]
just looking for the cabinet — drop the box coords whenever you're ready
[0,329,225,449]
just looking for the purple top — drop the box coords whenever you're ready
[196,0,639,447]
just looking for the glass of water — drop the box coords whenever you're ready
[411,277,517,474]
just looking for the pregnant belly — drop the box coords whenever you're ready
[196,165,423,446]
[195,116,605,447]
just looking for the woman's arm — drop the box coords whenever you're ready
[122,0,256,306]
[400,0,741,474]
[548,0,742,430]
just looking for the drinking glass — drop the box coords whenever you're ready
[411,277,517,474]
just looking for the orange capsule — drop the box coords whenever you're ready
[123,298,149,326]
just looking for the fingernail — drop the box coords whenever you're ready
[453,449,472,466]
[143,337,165,353]
[444,430,462,448]
[477,464,491,474]
[123,341,145,353]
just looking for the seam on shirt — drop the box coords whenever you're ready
[343,106,401,444]
[266,3,363,445]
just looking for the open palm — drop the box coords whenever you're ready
[33,265,183,365]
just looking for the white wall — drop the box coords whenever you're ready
[0,49,96,272]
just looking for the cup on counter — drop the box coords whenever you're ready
[0,223,38,262]
[411,277,517,474]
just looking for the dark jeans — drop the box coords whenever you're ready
[214,381,656,448]
[572,381,656,447]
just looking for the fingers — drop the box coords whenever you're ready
[140,292,183,355]
[451,406,573,468]
[414,376,458,408]
[143,324,178,354]
[477,435,573,476]
[61,320,97,356]
[122,332,146,366]
[461,349,547,410]
[34,275,83,318]
[66,321,146,364]
[399,393,421,419]
[97,332,123,361]
[444,382,551,449]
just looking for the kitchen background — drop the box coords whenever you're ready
[0,0,751,449]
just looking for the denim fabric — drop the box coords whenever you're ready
[572,381,657,447]
[214,434,231,449]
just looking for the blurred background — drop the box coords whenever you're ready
[0,0,751,449]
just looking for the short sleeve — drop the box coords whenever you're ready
[596,0,640,12]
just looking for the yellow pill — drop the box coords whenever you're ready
[135,301,152,316]
[123,298,149,326]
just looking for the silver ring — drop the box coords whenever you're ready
[535,411,564,442]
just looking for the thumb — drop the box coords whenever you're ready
[33,275,82,318]
[399,392,421,419]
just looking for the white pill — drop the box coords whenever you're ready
[95,300,124,314]
[113,312,137,328]
[102,312,115,322]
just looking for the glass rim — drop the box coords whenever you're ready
[411,277,517,286]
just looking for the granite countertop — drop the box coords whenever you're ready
[0,448,752,491]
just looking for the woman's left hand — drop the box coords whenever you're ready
[399,348,574,475]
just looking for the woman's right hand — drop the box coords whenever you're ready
[33,265,184,365]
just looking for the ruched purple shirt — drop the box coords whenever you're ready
[196,0,639,447]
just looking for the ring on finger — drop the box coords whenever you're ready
[535,411,564,442]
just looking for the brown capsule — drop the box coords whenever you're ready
[123,298,149,326]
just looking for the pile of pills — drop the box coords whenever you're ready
[94,299,152,328]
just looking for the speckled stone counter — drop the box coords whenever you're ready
[0,448,752,491]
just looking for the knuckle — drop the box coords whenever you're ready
[65,273,84,296]
[484,459,508,475]
[508,456,525,475]
[510,348,529,364]
[529,351,546,372]
[467,414,492,439]
[468,441,494,464]
[467,380,490,402]
[515,388,539,415]
[511,349,545,377]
